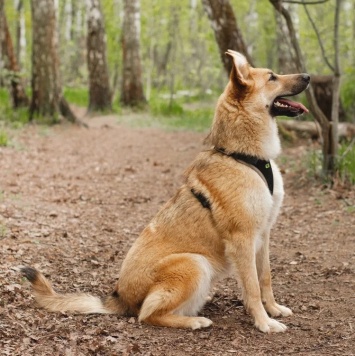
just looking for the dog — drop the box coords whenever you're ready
[21,50,310,333]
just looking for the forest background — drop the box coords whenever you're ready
[0,0,355,181]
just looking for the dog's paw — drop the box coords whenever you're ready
[190,317,213,330]
[265,303,293,318]
[255,318,287,333]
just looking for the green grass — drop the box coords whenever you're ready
[0,88,29,127]
[0,129,8,146]
[307,142,355,185]
[63,87,88,107]
[148,94,214,132]
[338,140,355,185]
[64,87,122,114]
[155,107,214,132]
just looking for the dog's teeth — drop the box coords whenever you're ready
[274,101,289,108]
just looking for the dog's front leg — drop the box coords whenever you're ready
[225,236,287,333]
[256,231,293,318]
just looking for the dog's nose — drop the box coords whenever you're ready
[301,74,310,83]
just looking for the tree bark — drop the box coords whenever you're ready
[121,0,146,107]
[269,0,336,177]
[202,0,254,75]
[86,0,112,112]
[311,75,345,121]
[329,0,342,174]
[30,0,77,123]
[274,4,296,73]
[0,0,29,108]
[15,0,24,66]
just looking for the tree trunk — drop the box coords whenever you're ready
[328,0,342,175]
[311,75,345,121]
[0,0,29,108]
[274,4,296,73]
[86,0,112,112]
[15,0,24,67]
[30,0,77,123]
[269,0,337,178]
[121,0,146,107]
[202,0,254,75]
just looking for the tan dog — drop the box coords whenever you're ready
[22,50,310,333]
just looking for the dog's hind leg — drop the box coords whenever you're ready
[256,231,292,318]
[138,253,214,329]
[225,235,287,333]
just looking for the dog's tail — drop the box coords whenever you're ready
[21,267,127,315]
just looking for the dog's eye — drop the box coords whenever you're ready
[269,73,277,81]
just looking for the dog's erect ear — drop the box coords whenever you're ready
[226,50,250,87]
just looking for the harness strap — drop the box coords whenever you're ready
[190,188,211,210]
[214,147,274,195]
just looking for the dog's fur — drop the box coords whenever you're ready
[22,51,310,333]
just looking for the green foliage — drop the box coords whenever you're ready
[338,141,355,185]
[150,97,184,117]
[0,89,29,127]
[149,94,214,131]
[307,149,323,180]
[63,87,88,107]
[159,107,214,132]
[341,68,355,122]
[0,129,9,146]
[307,142,355,185]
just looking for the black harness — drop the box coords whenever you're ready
[215,148,274,195]
[190,188,211,210]
[190,147,274,210]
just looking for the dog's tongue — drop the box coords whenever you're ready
[277,98,309,113]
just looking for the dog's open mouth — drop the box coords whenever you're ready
[271,97,309,117]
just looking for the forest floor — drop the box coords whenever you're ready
[0,111,354,356]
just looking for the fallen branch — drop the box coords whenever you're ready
[278,120,355,140]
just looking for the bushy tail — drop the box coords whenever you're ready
[21,267,127,315]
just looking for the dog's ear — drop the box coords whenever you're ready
[226,50,250,87]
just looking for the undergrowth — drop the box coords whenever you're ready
[338,140,355,185]
[149,94,214,132]
[307,141,355,185]
[0,129,8,146]
[64,87,122,113]
[0,88,29,127]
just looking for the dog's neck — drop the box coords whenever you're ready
[213,147,274,195]
[208,91,281,160]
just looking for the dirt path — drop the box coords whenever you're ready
[0,118,354,355]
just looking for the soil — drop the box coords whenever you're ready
[0,112,354,356]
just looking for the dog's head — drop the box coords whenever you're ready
[208,50,310,159]
[226,49,310,118]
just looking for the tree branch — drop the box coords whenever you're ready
[269,0,330,128]
[302,1,334,71]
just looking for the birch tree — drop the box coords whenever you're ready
[86,0,112,111]
[121,0,146,107]
[202,0,253,75]
[30,0,76,123]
